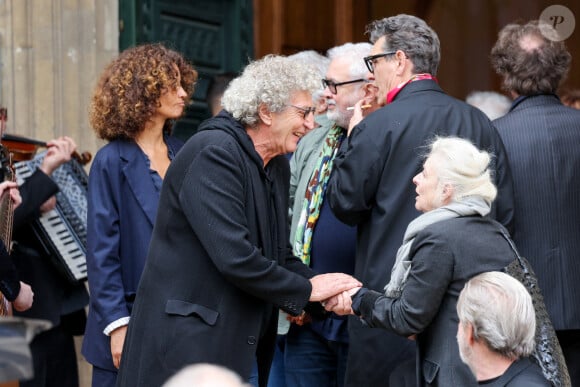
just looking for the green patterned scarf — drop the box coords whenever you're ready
[293,125,346,265]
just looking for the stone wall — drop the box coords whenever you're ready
[0,0,119,159]
[0,1,119,385]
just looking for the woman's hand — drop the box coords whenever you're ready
[110,325,128,369]
[323,287,361,315]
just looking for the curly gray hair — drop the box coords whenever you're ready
[366,14,440,76]
[221,55,320,127]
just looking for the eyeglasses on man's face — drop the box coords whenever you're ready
[363,51,398,73]
[321,78,367,94]
[289,105,316,119]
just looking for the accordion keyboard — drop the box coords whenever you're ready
[15,152,88,283]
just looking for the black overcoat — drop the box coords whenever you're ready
[117,112,314,387]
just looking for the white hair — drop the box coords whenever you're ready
[457,271,536,359]
[426,136,497,204]
[287,50,329,78]
[327,42,373,79]
[162,363,249,387]
[287,50,330,103]
[466,91,511,120]
[221,55,320,127]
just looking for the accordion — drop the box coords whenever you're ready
[14,151,88,283]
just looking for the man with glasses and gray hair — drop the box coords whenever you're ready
[284,42,380,386]
[456,271,549,386]
[326,14,515,386]
[285,43,390,387]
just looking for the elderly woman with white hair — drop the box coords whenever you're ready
[328,136,527,386]
[116,55,361,387]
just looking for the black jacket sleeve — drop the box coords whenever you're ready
[14,169,59,230]
[0,239,20,301]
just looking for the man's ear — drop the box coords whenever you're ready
[395,50,408,75]
[258,104,272,126]
[362,82,379,105]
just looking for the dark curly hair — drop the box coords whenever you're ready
[491,21,571,96]
[90,43,198,141]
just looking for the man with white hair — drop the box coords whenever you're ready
[285,42,387,386]
[456,271,549,386]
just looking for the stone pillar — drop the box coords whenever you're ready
[0,0,119,158]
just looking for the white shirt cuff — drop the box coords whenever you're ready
[103,316,130,336]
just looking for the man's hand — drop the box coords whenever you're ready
[110,325,128,369]
[347,83,380,136]
[0,181,21,209]
[309,273,361,302]
[40,136,77,176]
[12,281,34,312]
[39,196,57,214]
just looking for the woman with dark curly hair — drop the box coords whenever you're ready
[82,43,197,387]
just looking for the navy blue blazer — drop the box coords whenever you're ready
[82,136,183,370]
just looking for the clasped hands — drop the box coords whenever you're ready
[309,273,362,316]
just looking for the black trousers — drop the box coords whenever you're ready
[20,323,79,387]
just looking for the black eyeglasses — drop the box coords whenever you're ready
[363,51,397,73]
[321,78,366,94]
[289,105,316,119]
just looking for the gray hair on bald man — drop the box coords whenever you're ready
[457,271,536,359]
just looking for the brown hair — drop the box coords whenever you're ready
[560,88,580,109]
[491,20,571,96]
[90,43,198,141]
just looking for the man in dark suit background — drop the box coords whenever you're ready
[491,20,580,385]
[326,14,515,386]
